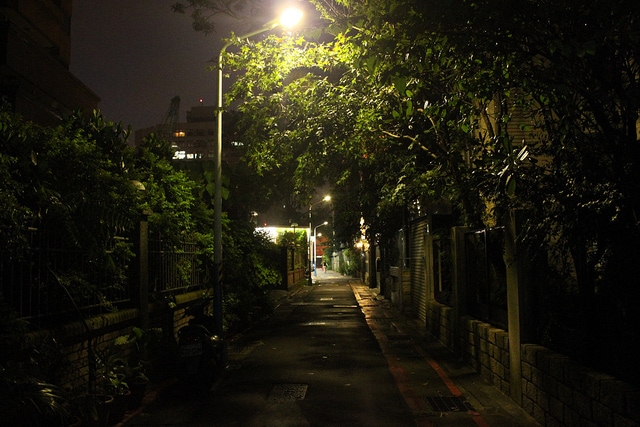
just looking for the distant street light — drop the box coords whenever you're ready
[313,221,328,277]
[308,196,331,286]
[214,7,303,335]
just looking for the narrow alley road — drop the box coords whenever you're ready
[123,274,539,426]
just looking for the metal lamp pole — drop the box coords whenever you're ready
[307,196,330,286]
[214,8,302,335]
[313,221,328,276]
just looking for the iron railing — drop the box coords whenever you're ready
[148,239,208,294]
[0,227,208,323]
[464,227,508,329]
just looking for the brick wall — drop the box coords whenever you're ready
[424,301,640,426]
[25,291,203,391]
[46,308,140,389]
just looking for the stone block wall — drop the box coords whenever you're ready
[521,344,640,427]
[460,317,511,396]
[424,301,640,426]
[426,300,455,346]
[426,301,509,395]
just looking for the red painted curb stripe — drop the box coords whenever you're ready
[353,284,491,427]
[391,321,491,427]
[425,355,463,397]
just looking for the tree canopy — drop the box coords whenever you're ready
[175,0,640,374]
[217,0,640,285]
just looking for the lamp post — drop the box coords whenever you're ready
[308,195,331,286]
[313,221,328,276]
[214,7,302,335]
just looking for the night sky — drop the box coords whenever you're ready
[70,1,228,132]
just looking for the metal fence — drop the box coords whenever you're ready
[148,239,208,294]
[0,227,208,323]
[464,227,508,329]
[432,235,453,306]
[0,228,131,321]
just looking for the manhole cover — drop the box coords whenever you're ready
[227,341,263,356]
[269,384,308,401]
[387,334,410,340]
[425,396,474,412]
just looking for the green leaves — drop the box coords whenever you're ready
[179,0,640,260]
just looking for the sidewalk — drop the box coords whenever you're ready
[350,280,540,427]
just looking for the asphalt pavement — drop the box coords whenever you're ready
[120,270,540,426]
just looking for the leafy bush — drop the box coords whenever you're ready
[341,248,363,277]
[222,222,282,333]
[1,104,291,342]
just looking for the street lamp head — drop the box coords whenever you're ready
[323,195,331,202]
[279,7,303,29]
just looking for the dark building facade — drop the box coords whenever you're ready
[135,104,218,160]
[0,0,99,126]
[135,104,243,165]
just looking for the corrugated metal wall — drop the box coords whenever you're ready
[410,218,428,323]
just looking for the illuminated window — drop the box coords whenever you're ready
[173,130,186,137]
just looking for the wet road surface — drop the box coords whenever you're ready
[122,273,539,426]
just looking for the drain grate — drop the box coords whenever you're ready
[425,396,474,412]
[268,384,308,401]
[386,334,410,341]
[227,341,263,356]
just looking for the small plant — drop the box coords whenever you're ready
[94,326,163,395]
[0,363,73,426]
[93,341,127,395]
[0,299,73,426]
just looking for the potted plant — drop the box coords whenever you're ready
[72,391,114,427]
[125,361,150,410]
[91,338,131,425]
[104,371,130,425]
[111,327,163,410]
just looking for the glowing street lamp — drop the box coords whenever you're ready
[214,7,303,336]
[278,7,304,28]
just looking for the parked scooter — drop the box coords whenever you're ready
[177,296,226,391]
